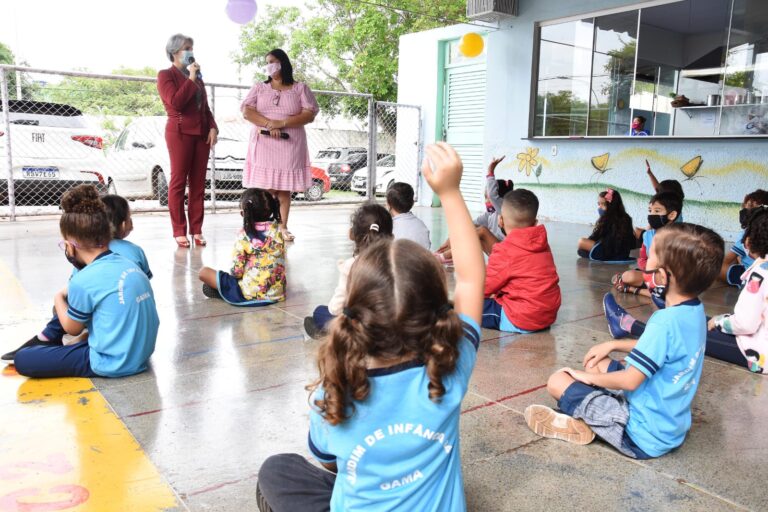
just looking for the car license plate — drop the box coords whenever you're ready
[215,171,241,181]
[22,167,59,179]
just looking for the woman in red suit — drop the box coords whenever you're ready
[157,33,218,248]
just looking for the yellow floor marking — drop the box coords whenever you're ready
[0,262,180,511]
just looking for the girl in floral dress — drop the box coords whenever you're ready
[198,189,286,306]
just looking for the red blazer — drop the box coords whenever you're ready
[484,224,561,331]
[157,66,217,136]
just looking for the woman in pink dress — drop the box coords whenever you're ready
[242,49,319,241]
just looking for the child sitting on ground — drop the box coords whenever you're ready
[605,207,768,374]
[435,156,513,261]
[387,182,430,250]
[198,188,285,306]
[483,189,561,333]
[11,185,160,378]
[633,160,685,240]
[526,223,723,458]
[303,203,393,339]
[720,189,768,287]
[613,191,682,299]
[578,189,635,262]
[3,193,153,362]
[256,142,485,512]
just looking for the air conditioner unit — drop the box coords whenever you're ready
[466,0,518,22]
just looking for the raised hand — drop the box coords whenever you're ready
[422,142,463,197]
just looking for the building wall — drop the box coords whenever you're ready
[398,0,768,240]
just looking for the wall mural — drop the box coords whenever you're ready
[499,144,768,241]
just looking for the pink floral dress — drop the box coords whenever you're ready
[241,81,319,192]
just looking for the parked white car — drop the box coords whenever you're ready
[107,118,327,204]
[0,100,113,205]
[350,154,396,196]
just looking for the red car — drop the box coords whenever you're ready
[296,166,330,202]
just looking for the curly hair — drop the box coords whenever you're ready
[743,206,768,258]
[308,238,464,426]
[349,203,393,255]
[59,185,111,247]
[590,189,635,256]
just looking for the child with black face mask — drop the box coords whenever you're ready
[612,192,682,301]
[719,189,768,287]
[605,209,768,374]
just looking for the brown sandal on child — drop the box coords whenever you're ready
[611,273,639,294]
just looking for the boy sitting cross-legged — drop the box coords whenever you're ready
[525,223,723,458]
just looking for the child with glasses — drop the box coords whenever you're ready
[3,193,154,362]
[8,185,159,378]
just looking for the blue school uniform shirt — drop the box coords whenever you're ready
[308,315,481,512]
[70,239,153,280]
[624,299,706,457]
[66,251,159,377]
[641,228,656,253]
[730,230,755,268]
[109,239,153,279]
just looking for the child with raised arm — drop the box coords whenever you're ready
[256,142,485,511]
[526,223,723,458]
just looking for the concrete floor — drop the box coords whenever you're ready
[0,205,765,511]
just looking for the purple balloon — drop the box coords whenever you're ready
[226,0,258,24]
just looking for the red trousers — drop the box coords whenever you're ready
[165,130,210,237]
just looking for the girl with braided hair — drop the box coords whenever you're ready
[257,143,485,512]
[198,188,286,306]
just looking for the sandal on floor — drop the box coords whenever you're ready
[281,229,295,242]
[611,273,639,294]
[175,236,190,248]
[192,235,207,247]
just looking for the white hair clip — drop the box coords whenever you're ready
[370,223,380,232]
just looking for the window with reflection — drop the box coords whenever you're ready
[532,0,768,137]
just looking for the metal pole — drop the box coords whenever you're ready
[367,98,377,200]
[208,84,217,213]
[15,70,22,100]
[415,106,424,203]
[1,68,15,221]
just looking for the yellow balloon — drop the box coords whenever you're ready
[459,33,484,58]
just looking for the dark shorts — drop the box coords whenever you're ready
[14,341,99,378]
[727,264,746,287]
[216,271,277,307]
[558,360,653,459]
[578,242,635,264]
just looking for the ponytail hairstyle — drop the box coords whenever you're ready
[241,188,281,240]
[591,188,634,254]
[349,203,393,255]
[59,185,111,247]
[100,194,131,239]
[309,238,464,426]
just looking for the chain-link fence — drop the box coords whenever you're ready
[0,65,422,219]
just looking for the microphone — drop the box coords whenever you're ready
[188,56,202,80]
[260,129,290,139]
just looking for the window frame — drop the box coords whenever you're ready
[529,0,768,139]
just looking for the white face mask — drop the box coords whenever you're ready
[265,62,281,77]
[182,50,195,66]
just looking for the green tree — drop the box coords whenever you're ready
[234,0,466,117]
[0,41,38,99]
[38,67,164,116]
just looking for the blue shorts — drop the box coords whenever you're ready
[14,340,98,378]
[482,298,534,333]
[558,360,652,459]
[578,242,635,264]
[216,271,277,307]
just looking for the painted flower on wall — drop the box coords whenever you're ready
[516,147,540,176]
